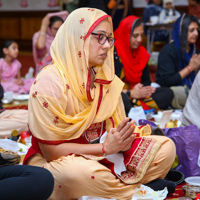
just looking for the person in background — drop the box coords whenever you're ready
[158,0,180,24]
[188,0,200,51]
[156,14,200,109]
[0,40,35,94]
[114,16,173,115]
[143,0,163,23]
[78,0,110,12]
[111,0,130,31]
[188,0,200,19]
[33,11,68,75]
[143,0,169,42]
[59,0,79,13]
[24,8,176,199]
[181,71,200,129]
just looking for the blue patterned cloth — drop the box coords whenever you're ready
[172,15,196,89]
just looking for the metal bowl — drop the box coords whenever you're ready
[182,184,200,199]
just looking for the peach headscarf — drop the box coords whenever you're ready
[28,8,125,143]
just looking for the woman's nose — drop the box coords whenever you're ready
[137,36,142,43]
[195,29,199,36]
[103,39,111,48]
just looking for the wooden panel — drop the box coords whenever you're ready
[0,10,59,52]
[0,17,20,39]
[20,17,43,40]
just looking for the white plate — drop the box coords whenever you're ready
[13,94,29,101]
[2,98,12,104]
[185,176,200,186]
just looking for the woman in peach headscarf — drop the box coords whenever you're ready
[24,8,176,200]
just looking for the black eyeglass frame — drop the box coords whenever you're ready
[91,32,115,47]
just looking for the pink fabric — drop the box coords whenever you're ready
[32,11,68,74]
[0,58,35,94]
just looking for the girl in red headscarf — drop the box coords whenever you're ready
[114,15,173,115]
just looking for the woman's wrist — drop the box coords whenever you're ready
[39,32,46,36]
[130,89,135,99]
[40,25,47,33]
[102,143,106,156]
[186,65,193,73]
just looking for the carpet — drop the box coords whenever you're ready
[3,100,28,110]
[165,183,186,199]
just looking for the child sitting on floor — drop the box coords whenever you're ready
[0,40,35,94]
[159,0,180,24]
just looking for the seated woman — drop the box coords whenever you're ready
[24,8,176,200]
[158,0,180,24]
[156,14,200,109]
[143,0,169,42]
[114,15,173,115]
[33,11,68,75]
[181,71,200,128]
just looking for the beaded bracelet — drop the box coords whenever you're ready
[39,32,46,35]
[102,143,106,156]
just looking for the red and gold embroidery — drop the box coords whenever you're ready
[91,175,95,179]
[84,122,104,143]
[106,89,109,94]
[43,102,48,108]
[79,18,85,24]
[33,80,37,85]
[82,83,85,89]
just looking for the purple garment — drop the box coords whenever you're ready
[0,58,35,94]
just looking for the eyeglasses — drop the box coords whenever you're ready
[91,33,115,47]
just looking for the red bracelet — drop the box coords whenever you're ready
[102,143,106,156]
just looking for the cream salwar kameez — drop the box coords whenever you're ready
[27,135,175,200]
[24,8,176,200]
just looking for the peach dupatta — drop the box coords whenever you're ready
[28,8,125,142]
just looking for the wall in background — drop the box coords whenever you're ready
[0,0,60,11]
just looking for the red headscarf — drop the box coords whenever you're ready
[114,16,150,88]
